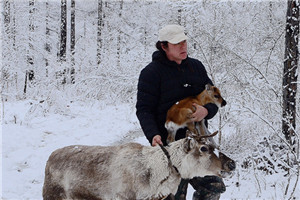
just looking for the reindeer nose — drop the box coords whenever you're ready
[228,160,236,171]
[221,100,227,107]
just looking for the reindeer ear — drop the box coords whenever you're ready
[205,84,212,91]
[186,130,193,138]
[184,138,195,153]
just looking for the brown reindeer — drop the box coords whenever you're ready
[165,84,226,143]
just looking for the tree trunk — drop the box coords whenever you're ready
[282,0,299,148]
[116,1,122,67]
[27,0,35,88]
[70,0,75,83]
[4,0,10,36]
[11,2,16,50]
[97,0,103,65]
[28,0,35,67]
[59,0,67,62]
[178,8,182,25]
[45,0,50,77]
[24,70,28,94]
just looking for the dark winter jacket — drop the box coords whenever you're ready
[136,51,218,145]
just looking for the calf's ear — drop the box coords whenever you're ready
[205,84,212,91]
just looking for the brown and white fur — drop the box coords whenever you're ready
[43,132,235,200]
[165,84,226,144]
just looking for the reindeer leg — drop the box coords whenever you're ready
[198,120,218,148]
[187,122,198,136]
[197,120,207,136]
[165,121,179,144]
[167,130,176,144]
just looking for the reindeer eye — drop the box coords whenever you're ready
[214,95,220,98]
[200,146,209,152]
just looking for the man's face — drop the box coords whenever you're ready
[163,40,187,64]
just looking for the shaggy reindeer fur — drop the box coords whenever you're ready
[43,135,235,200]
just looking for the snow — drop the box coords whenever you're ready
[2,100,299,199]
[2,100,142,199]
[1,0,299,199]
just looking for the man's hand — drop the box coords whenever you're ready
[191,103,208,122]
[152,135,163,146]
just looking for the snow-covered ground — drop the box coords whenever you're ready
[2,100,142,199]
[1,100,299,199]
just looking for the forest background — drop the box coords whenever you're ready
[1,0,299,199]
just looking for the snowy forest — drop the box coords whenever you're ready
[1,0,300,199]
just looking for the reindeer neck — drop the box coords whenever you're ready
[159,144,180,175]
[164,140,186,173]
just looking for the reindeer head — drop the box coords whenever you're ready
[204,84,227,107]
[179,131,235,179]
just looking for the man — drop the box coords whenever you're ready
[136,24,225,200]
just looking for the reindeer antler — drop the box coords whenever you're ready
[199,131,218,139]
[186,129,218,143]
[192,131,218,143]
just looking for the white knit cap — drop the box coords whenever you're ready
[158,24,188,44]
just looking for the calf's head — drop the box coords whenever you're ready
[179,131,235,179]
[204,84,227,107]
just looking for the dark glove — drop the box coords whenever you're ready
[189,176,226,195]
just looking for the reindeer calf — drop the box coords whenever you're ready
[165,84,227,143]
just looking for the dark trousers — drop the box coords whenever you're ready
[172,176,226,200]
